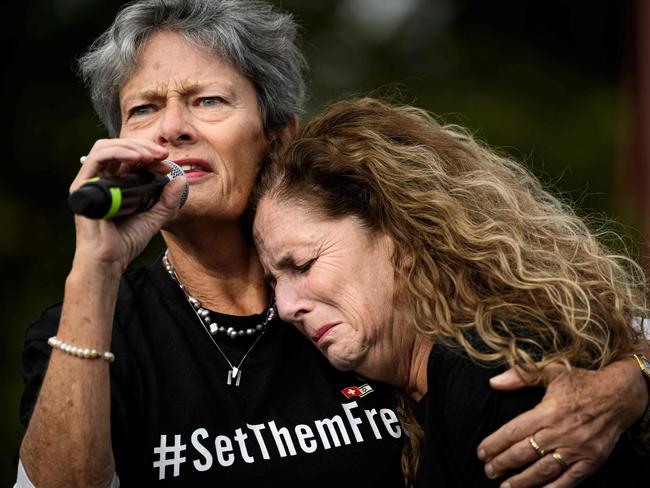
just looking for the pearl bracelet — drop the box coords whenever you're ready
[48,336,115,363]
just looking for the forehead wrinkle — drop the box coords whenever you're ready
[127,77,233,102]
[253,232,290,271]
[175,78,204,96]
[144,80,201,99]
[275,239,325,273]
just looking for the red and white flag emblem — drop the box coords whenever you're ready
[341,383,374,398]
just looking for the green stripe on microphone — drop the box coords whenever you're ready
[103,187,123,219]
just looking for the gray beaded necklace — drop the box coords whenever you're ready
[162,249,276,386]
[162,250,276,339]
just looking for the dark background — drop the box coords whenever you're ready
[1,0,642,484]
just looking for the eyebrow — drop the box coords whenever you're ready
[137,82,204,101]
[271,254,295,270]
[262,254,295,283]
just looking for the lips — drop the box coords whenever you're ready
[312,323,338,344]
[172,158,213,181]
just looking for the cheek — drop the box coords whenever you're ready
[362,260,396,326]
[340,285,387,331]
[224,138,267,193]
[232,118,268,159]
[326,326,370,370]
[338,282,394,351]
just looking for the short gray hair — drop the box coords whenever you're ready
[78,0,307,137]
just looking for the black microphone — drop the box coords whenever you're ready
[68,161,188,219]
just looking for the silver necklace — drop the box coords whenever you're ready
[162,249,276,386]
[163,251,274,339]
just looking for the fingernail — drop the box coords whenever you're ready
[501,483,511,488]
[485,464,495,479]
[489,373,506,386]
[477,448,486,461]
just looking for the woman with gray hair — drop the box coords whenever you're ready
[16,1,650,487]
[18,1,407,486]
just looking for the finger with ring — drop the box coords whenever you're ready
[497,451,572,488]
[551,451,569,470]
[528,434,545,457]
[483,434,552,479]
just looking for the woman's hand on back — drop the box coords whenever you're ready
[477,359,648,488]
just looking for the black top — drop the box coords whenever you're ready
[20,257,404,486]
[416,344,650,487]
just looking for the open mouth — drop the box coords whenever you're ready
[179,164,204,172]
[173,159,212,180]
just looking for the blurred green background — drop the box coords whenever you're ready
[1,0,643,484]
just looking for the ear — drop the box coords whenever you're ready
[392,241,414,272]
[275,116,299,145]
[401,249,415,269]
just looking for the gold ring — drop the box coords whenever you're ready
[528,434,545,457]
[551,452,569,470]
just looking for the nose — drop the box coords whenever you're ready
[156,100,198,146]
[274,279,311,324]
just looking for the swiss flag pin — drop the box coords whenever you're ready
[341,386,363,398]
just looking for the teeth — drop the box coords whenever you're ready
[179,164,202,172]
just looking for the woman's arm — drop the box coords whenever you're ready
[19,259,121,487]
[18,140,184,487]
[477,354,650,488]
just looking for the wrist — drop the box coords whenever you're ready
[70,253,126,279]
[630,354,650,413]
[627,354,650,455]
[59,259,123,348]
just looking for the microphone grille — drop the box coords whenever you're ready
[162,160,189,208]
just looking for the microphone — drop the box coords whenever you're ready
[68,160,189,219]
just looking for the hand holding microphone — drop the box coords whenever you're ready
[68,140,190,271]
[69,159,189,219]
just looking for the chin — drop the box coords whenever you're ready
[322,345,363,372]
[327,358,356,372]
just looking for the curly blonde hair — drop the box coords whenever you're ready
[253,97,648,482]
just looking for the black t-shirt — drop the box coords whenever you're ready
[415,344,649,487]
[20,257,404,486]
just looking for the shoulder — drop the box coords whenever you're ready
[426,343,498,398]
[418,343,545,486]
[426,343,543,420]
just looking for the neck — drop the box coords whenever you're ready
[359,325,432,402]
[162,217,269,315]
[402,336,432,402]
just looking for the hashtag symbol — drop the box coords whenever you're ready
[153,434,187,480]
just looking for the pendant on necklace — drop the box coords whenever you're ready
[227,366,241,386]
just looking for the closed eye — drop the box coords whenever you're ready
[296,259,315,274]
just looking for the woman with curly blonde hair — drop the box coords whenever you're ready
[252,97,650,486]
